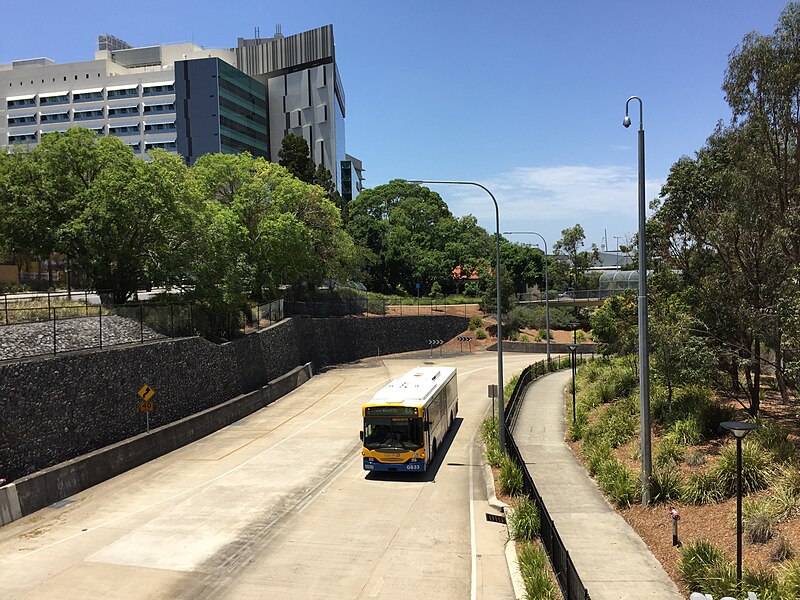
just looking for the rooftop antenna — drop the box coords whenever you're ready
[275,23,283,39]
[255,26,260,42]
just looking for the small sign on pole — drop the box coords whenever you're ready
[137,384,155,433]
[488,384,498,422]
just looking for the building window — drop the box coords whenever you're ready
[145,140,177,151]
[8,132,37,144]
[144,122,176,133]
[39,94,69,105]
[73,91,104,102]
[40,112,70,123]
[7,114,37,126]
[6,97,36,109]
[108,87,139,99]
[143,103,175,114]
[108,106,139,118]
[74,109,104,121]
[142,84,175,96]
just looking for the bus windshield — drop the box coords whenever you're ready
[364,417,423,451]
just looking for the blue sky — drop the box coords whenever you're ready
[1,0,789,251]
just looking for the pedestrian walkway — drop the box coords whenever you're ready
[513,369,683,600]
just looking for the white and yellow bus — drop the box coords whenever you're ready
[361,366,458,472]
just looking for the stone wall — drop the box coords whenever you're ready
[0,315,467,482]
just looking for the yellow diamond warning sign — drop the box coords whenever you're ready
[137,384,155,402]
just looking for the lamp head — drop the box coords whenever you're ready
[623,115,632,128]
[721,421,756,439]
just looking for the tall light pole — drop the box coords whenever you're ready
[404,180,506,451]
[623,95,652,505]
[504,231,551,365]
[721,421,756,596]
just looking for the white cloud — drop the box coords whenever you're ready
[435,165,664,244]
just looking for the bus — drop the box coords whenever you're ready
[361,366,458,472]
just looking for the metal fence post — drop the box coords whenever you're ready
[170,303,175,337]
[98,305,103,349]
[4,294,7,325]
[53,307,57,356]
[85,291,89,316]
[189,304,193,335]
[139,304,144,343]
[256,303,260,331]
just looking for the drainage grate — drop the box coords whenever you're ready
[485,513,506,524]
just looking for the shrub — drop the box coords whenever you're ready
[743,567,780,600]
[655,438,685,467]
[696,400,736,438]
[475,328,487,340]
[509,495,541,541]
[499,454,524,496]
[753,418,796,463]
[678,539,735,597]
[781,561,800,597]
[714,440,772,497]
[609,366,638,398]
[682,471,725,505]
[650,467,684,504]
[771,536,794,563]
[569,410,588,442]
[743,498,775,544]
[667,417,703,446]
[517,542,558,600]
[585,440,613,477]
[468,316,483,330]
[597,458,639,507]
[686,451,707,467]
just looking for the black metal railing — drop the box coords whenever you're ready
[504,356,591,600]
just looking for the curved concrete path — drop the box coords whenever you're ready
[513,370,683,600]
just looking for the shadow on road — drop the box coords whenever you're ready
[365,417,464,483]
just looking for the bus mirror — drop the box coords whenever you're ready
[424,421,430,432]
[359,431,364,441]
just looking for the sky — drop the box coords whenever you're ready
[1,0,791,251]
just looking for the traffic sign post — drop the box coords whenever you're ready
[137,384,156,433]
[488,384,498,421]
[457,336,472,353]
[427,339,443,357]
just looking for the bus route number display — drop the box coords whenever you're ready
[365,406,418,417]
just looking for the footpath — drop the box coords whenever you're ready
[513,369,684,600]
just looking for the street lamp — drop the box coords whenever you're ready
[623,95,652,505]
[567,343,578,424]
[404,179,506,451]
[504,231,551,365]
[721,420,757,595]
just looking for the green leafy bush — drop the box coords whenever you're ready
[753,418,796,463]
[649,467,684,504]
[655,438,686,467]
[509,495,541,541]
[667,417,703,446]
[517,542,558,600]
[682,470,725,505]
[743,567,780,600]
[475,328,487,340]
[499,454,524,496]
[585,439,613,477]
[715,440,772,496]
[597,458,639,507]
[780,561,800,597]
[678,539,736,598]
[771,536,793,563]
[743,497,775,544]
[468,316,483,330]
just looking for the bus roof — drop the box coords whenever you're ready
[364,366,457,410]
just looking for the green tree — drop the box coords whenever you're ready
[590,290,638,362]
[552,224,599,291]
[278,133,314,184]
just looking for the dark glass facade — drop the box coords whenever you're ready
[175,58,268,165]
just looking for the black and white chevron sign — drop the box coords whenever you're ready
[427,339,443,345]
[457,336,472,342]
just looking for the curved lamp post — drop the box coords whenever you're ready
[721,421,757,595]
[404,179,505,451]
[623,95,652,505]
[504,231,551,365]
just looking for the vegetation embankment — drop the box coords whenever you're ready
[569,357,800,598]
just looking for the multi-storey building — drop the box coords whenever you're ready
[0,27,360,197]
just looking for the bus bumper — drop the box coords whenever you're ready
[363,459,424,472]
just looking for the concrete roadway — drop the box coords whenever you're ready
[0,351,536,600]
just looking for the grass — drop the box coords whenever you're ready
[715,440,772,497]
[3,298,111,324]
[743,497,776,544]
[481,416,504,468]
[500,454,524,496]
[596,457,639,507]
[654,437,686,467]
[682,470,725,505]
[649,466,684,504]
[517,542,558,600]
[509,495,541,542]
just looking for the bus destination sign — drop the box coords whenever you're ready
[365,406,418,417]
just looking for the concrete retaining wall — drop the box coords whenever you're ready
[0,363,312,525]
[0,314,467,524]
